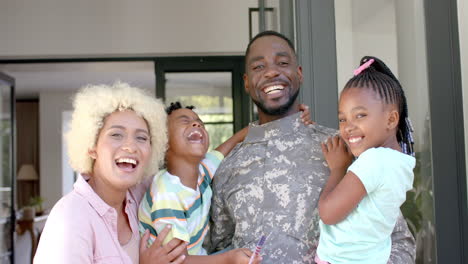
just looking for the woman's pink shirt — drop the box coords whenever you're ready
[34,174,150,264]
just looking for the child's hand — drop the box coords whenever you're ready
[139,226,186,264]
[321,136,353,172]
[216,126,249,157]
[228,248,262,264]
[237,126,249,142]
[298,104,315,125]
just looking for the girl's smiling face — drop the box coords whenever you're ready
[89,110,152,191]
[338,87,400,157]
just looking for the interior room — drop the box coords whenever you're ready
[0,0,466,263]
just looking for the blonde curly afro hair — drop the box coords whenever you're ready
[65,82,167,178]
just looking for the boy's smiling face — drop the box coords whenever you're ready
[167,108,210,160]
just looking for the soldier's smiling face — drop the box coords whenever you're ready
[243,35,303,116]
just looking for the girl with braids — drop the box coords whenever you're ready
[315,56,415,264]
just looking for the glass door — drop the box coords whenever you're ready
[0,72,16,264]
[165,72,234,150]
[155,57,250,150]
[334,1,436,262]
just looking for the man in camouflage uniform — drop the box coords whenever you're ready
[208,31,416,263]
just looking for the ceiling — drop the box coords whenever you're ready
[0,61,156,99]
[0,61,233,100]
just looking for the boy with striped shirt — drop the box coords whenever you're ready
[139,102,310,263]
[138,102,258,263]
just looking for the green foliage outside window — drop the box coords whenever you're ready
[401,149,435,264]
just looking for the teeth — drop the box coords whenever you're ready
[268,90,281,95]
[188,131,202,138]
[349,137,362,143]
[116,158,137,165]
[264,85,284,94]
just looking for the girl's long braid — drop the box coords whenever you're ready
[345,56,415,156]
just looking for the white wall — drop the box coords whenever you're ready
[458,0,468,199]
[334,0,354,93]
[0,0,259,57]
[395,0,429,151]
[39,91,74,209]
[335,0,398,93]
[61,111,74,195]
[3,0,284,207]
[335,0,430,151]
[351,0,398,75]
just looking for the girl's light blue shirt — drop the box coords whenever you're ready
[317,147,415,264]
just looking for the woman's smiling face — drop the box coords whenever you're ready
[89,110,152,190]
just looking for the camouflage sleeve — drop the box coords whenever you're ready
[388,211,416,264]
[207,162,235,253]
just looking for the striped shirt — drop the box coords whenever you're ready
[138,150,223,255]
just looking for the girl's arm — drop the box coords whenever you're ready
[318,136,365,225]
[215,104,313,157]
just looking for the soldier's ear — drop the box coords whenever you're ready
[243,73,250,93]
[297,65,303,83]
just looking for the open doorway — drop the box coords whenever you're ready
[0,55,247,217]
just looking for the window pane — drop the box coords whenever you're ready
[168,95,233,123]
[0,81,12,216]
[204,123,234,152]
[334,1,436,263]
[166,72,234,150]
[0,80,12,264]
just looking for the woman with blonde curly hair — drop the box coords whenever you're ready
[35,82,186,264]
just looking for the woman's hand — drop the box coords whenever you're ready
[227,248,262,264]
[321,136,353,172]
[139,225,186,264]
[299,104,315,125]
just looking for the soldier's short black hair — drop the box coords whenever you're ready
[245,30,296,60]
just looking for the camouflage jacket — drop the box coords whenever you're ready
[208,113,415,263]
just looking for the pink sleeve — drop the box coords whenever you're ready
[34,200,94,263]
